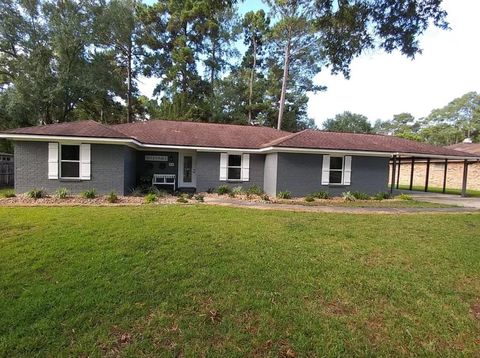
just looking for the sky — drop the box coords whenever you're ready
[138,0,480,128]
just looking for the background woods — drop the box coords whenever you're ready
[1,0,458,142]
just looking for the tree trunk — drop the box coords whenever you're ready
[277,34,291,131]
[126,43,133,123]
[248,40,257,124]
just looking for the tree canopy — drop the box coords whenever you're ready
[0,0,449,137]
[323,111,372,133]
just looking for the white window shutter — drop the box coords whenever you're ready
[321,155,330,185]
[80,144,91,180]
[241,154,250,181]
[48,143,59,179]
[219,153,228,181]
[344,156,352,185]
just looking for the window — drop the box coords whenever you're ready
[227,154,242,180]
[329,156,344,184]
[60,145,80,178]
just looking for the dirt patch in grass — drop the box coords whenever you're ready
[470,300,480,321]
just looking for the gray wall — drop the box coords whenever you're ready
[14,141,132,195]
[196,152,265,192]
[276,153,390,197]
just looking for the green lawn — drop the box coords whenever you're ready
[397,184,480,197]
[1,206,479,357]
[276,199,455,208]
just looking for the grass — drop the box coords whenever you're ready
[276,199,456,208]
[397,184,480,197]
[1,206,479,356]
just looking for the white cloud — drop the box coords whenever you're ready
[308,0,480,127]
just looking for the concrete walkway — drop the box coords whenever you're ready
[394,190,480,209]
[204,197,478,214]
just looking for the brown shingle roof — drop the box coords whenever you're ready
[446,143,480,155]
[2,120,478,158]
[112,120,290,149]
[271,130,476,157]
[4,120,129,139]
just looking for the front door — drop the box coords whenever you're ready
[178,152,196,188]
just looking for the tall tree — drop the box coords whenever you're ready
[96,0,145,123]
[323,111,372,133]
[242,10,270,124]
[264,0,448,130]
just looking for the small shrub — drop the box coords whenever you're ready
[107,191,118,203]
[277,190,292,199]
[194,194,204,202]
[351,191,370,200]
[397,193,413,201]
[261,194,270,201]
[216,185,231,195]
[206,187,215,194]
[311,190,330,199]
[342,191,356,202]
[2,190,15,198]
[145,193,157,203]
[147,186,163,196]
[232,186,243,195]
[374,191,391,201]
[304,195,315,202]
[55,187,69,199]
[130,187,143,197]
[246,185,263,196]
[81,189,96,199]
[177,196,188,203]
[26,188,46,199]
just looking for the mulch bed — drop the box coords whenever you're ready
[0,195,182,206]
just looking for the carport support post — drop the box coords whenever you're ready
[409,157,415,190]
[461,160,468,197]
[424,158,431,192]
[396,157,401,189]
[442,159,448,194]
[390,155,397,194]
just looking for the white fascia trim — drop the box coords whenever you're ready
[2,133,478,160]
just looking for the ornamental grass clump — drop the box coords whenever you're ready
[107,191,118,203]
[55,187,69,199]
[311,190,330,199]
[216,185,231,195]
[342,191,356,202]
[27,188,46,200]
[81,189,96,199]
[351,191,370,200]
[374,192,391,201]
[277,191,292,199]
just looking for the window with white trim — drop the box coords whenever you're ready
[60,145,80,179]
[329,156,344,184]
[227,154,242,180]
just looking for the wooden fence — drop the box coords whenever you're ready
[0,161,14,187]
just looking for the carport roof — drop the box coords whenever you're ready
[1,120,478,159]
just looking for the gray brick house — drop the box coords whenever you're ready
[0,120,477,196]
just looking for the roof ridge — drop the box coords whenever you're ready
[112,119,289,132]
[261,129,308,147]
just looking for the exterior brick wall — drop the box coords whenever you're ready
[14,141,131,195]
[389,161,480,190]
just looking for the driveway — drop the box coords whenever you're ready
[395,190,480,209]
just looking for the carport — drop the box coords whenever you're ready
[389,153,480,197]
